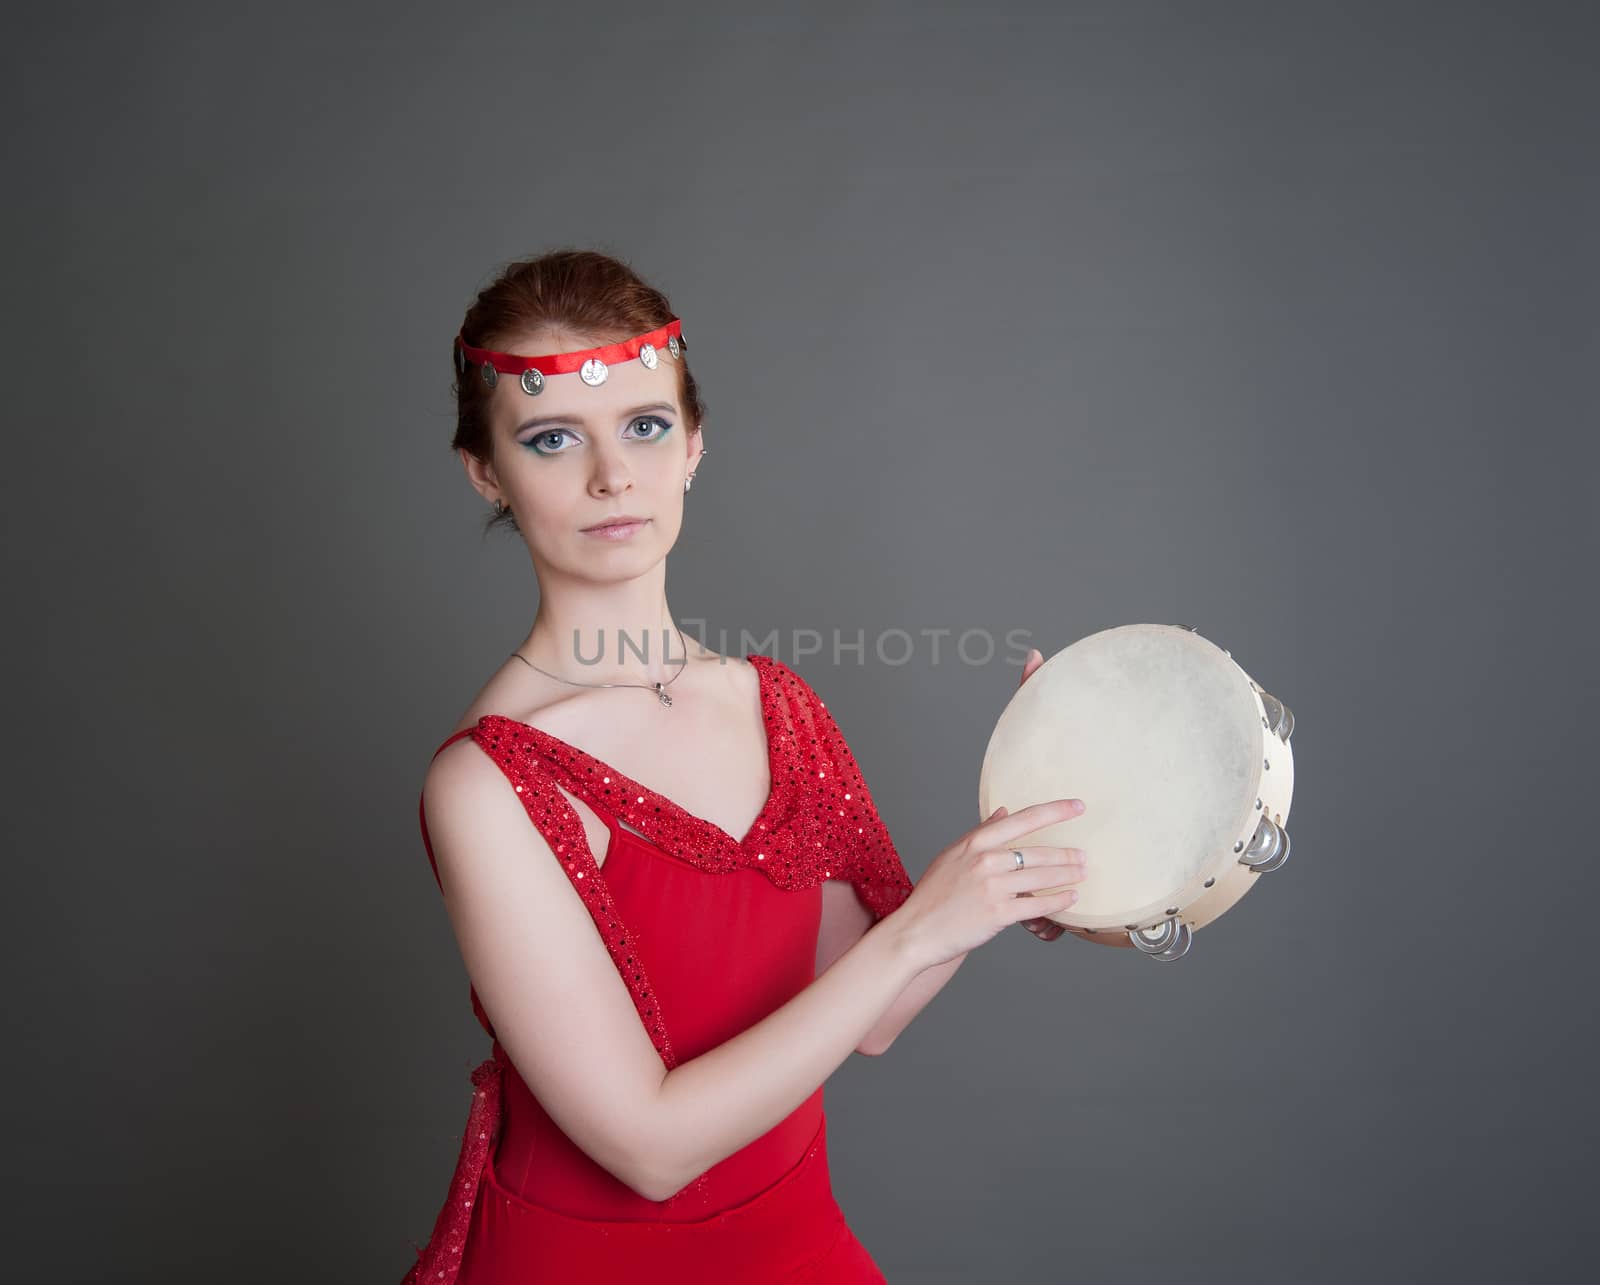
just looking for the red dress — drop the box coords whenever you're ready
[400,654,914,1284]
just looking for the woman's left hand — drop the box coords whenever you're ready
[1009,648,1071,943]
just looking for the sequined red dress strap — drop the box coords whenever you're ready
[400,1055,502,1285]
[455,729,716,1202]
[767,658,916,919]
[466,718,681,1066]
[464,655,914,925]
[416,720,677,1065]
[471,657,787,869]
[487,656,915,918]
[403,720,703,1285]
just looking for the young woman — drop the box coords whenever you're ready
[401,249,1087,1283]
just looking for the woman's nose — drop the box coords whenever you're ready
[588,445,633,495]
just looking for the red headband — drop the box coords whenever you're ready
[455,319,686,395]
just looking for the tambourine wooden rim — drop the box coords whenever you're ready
[978,623,1295,960]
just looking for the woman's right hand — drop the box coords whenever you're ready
[890,799,1088,971]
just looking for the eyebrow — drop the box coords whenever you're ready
[512,401,678,435]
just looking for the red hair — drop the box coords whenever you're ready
[450,248,706,534]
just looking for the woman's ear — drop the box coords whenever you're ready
[459,446,501,504]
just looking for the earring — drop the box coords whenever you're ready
[684,447,707,492]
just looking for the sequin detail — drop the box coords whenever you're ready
[401,1057,502,1285]
[475,655,912,919]
[402,654,912,1281]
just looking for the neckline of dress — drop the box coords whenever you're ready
[473,652,780,851]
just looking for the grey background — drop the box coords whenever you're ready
[6,2,1595,1281]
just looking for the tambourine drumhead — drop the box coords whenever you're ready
[978,624,1294,950]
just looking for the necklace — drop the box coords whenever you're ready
[510,623,691,707]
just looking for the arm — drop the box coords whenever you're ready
[424,743,931,1205]
[425,745,676,1200]
[858,952,968,1054]
[817,879,968,1056]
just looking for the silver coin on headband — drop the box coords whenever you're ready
[638,343,658,370]
[667,335,680,359]
[520,368,545,396]
[480,361,498,388]
[580,358,609,386]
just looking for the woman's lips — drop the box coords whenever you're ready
[581,518,650,540]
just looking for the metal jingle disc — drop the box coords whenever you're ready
[520,368,545,396]
[1251,826,1291,874]
[1260,691,1293,742]
[480,361,498,388]
[1130,920,1183,955]
[1239,815,1286,871]
[638,343,658,370]
[580,357,608,386]
[1149,922,1193,962]
[667,335,680,359]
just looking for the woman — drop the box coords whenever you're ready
[401,249,1087,1283]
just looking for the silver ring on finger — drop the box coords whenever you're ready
[1011,849,1025,869]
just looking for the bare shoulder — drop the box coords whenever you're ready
[701,644,762,698]
[421,735,557,885]
[422,731,504,813]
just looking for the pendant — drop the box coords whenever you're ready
[655,683,673,708]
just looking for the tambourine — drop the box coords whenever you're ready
[978,623,1295,961]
